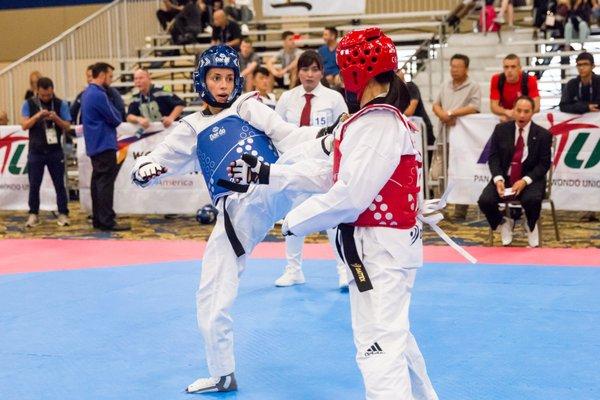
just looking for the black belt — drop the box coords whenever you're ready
[335,224,373,292]
[220,196,246,258]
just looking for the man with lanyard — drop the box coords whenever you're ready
[126,68,185,129]
[559,51,600,222]
[20,77,71,228]
[130,44,338,394]
[274,49,349,289]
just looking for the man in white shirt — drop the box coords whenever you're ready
[274,49,349,289]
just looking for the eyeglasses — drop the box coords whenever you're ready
[576,63,592,67]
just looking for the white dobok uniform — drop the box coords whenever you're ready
[282,105,439,400]
[131,92,331,378]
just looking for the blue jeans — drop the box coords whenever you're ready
[27,148,69,215]
[565,18,590,43]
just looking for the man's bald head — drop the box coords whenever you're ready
[133,68,152,94]
[213,9,227,27]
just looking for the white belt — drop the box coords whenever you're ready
[418,184,478,264]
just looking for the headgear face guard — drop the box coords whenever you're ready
[193,45,244,108]
[336,28,398,103]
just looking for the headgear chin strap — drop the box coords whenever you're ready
[193,44,244,108]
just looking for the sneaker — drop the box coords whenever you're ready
[25,214,39,228]
[526,223,539,248]
[241,23,249,35]
[338,266,349,292]
[186,373,237,393]
[499,217,514,246]
[275,266,305,287]
[57,214,70,227]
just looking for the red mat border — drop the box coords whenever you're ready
[2,239,599,275]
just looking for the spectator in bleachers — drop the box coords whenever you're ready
[24,71,42,100]
[170,0,209,45]
[560,52,600,113]
[224,0,254,27]
[82,62,130,232]
[495,0,516,28]
[210,9,242,49]
[239,38,260,91]
[560,51,600,222]
[273,50,348,289]
[397,69,434,168]
[431,54,481,218]
[266,31,300,89]
[318,27,340,88]
[447,0,477,32]
[71,64,126,124]
[490,54,540,121]
[20,77,71,228]
[156,0,192,31]
[0,111,8,125]
[564,0,592,43]
[253,66,277,109]
[126,69,185,129]
[478,96,552,248]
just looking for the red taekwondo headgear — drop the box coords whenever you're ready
[336,27,398,103]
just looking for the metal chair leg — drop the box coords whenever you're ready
[550,200,560,241]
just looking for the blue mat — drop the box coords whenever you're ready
[1,260,599,400]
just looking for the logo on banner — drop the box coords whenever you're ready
[270,1,313,11]
[116,129,162,166]
[476,114,600,169]
[0,130,29,175]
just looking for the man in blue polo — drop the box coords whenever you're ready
[317,26,340,88]
[81,62,130,231]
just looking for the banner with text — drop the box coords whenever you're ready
[448,112,600,211]
[262,0,365,17]
[77,122,211,214]
[0,126,58,211]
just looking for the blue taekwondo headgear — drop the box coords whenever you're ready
[193,45,244,108]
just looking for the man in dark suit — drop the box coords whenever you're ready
[478,96,552,247]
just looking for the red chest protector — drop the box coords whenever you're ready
[333,104,421,229]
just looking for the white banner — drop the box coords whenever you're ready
[77,122,211,214]
[448,112,600,211]
[262,0,365,17]
[0,126,58,211]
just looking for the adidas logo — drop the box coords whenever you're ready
[364,342,384,357]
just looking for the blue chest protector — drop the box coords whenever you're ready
[196,115,279,203]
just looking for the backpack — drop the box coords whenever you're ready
[498,71,529,106]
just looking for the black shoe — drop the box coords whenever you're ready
[107,223,131,231]
[96,223,131,231]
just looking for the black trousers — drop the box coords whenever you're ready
[156,9,179,30]
[478,180,545,231]
[90,149,118,228]
[27,149,69,215]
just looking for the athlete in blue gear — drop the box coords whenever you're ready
[131,45,334,394]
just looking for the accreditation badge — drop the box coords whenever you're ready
[45,127,59,144]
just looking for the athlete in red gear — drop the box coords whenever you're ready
[281,28,438,400]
